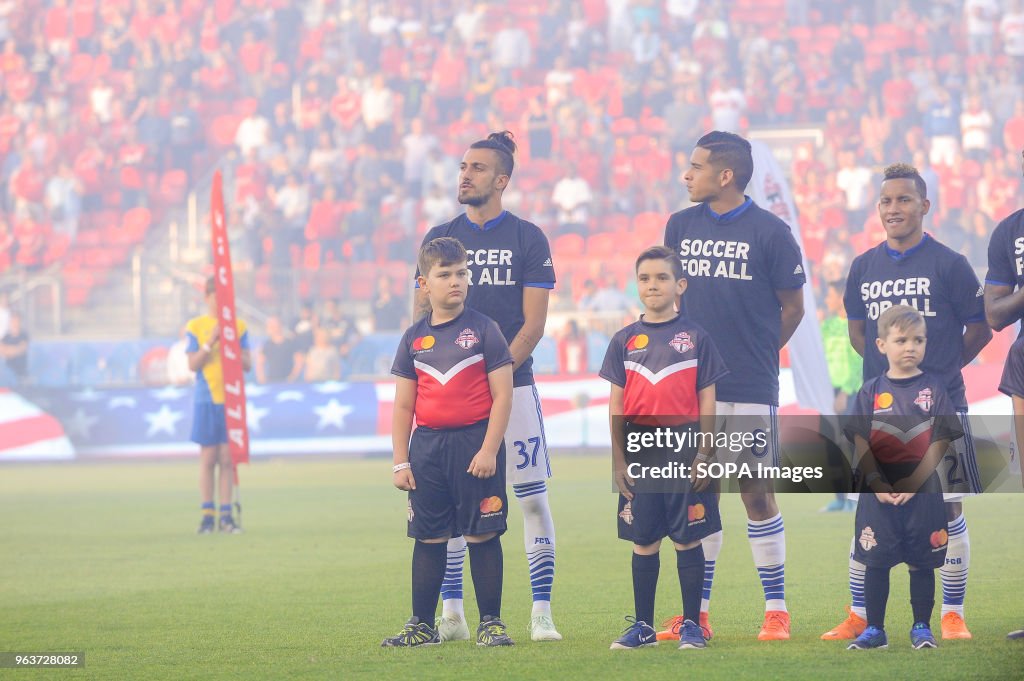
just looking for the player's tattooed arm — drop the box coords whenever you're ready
[984,283,1024,331]
[413,287,431,321]
[960,321,992,367]
[509,287,550,370]
[776,287,805,349]
[847,319,866,357]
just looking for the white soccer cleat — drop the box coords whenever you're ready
[529,614,563,641]
[435,613,471,641]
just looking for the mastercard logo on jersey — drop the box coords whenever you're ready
[626,334,649,352]
[412,335,436,352]
[479,496,503,515]
[873,392,894,412]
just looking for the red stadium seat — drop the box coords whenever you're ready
[552,233,584,258]
[122,207,152,242]
[611,117,637,136]
[586,232,618,258]
[208,114,243,148]
[158,170,188,206]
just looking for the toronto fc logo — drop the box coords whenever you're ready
[669,332,694,354]
[456,328,479,350]
[859,526,876,552]
[914,388,933,413]
[618,501,633,526]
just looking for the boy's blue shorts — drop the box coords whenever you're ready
[191,402,227,446]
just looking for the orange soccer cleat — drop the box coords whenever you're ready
[941,612,972,640]
[757,610,791,640]
[656,613,713,641]
[820,606,867,640]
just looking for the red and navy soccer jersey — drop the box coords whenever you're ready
[844,372,964,483]
[663,199,805,405]
[843,234,985,410]
[986,208,1024,334]
[392,308,513,429]
[419,211,555,388]
[599,314,729,425]
[999,336,1024,399]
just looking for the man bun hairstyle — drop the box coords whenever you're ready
[470,130,517,177]
[696,130,754,191]
[635,245,684,282]
[418,236,468,277]
[882,162,927,200]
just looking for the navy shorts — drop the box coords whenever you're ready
[190,402,227,446]
[853,486,948,570]
[616,421,722,546]
[407,420,507,540]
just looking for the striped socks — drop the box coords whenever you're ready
[748,513,787,612]
[514,481,556,615]
[440,536,467,618]
[941,513,969,616]
[700,529,723,614]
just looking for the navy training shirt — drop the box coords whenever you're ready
[663,199,805,405]
[600,313,729,426]
[985,208,1024,334]
[843,234,985,411]
[391,307,513,429]
[844,372,964,483]
[419,211,555,388]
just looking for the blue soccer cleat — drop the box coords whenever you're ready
[610,616,658,650]
[848,625,888,650]
[381,617,441,647]
[678,619,707,649]
[910,622,937,649]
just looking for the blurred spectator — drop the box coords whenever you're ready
[965,0,1001,56]
[372,276,406,332]
[557,319,588,374]
[44,162,82,240]
[401,118,437,197]
[292,302,316,355]
[551,167,593,236]
[362,74,395,148]
[256,316,303,384]
[835,151,873,227]
[236,109,271,159]
[1006,100,1024,152]
[304,327,341,382]
[709,75,747,133]
[924,88,960,167]
[582,274,634,314]
[1003,0,1024,69]
[961,94,994,162]
[492,16,532,85]
[0,311,27,383]
[0,289,8,337]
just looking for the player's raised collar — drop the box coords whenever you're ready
[704,196,753,223]
[883,232,932,262]
[464,210,509,231]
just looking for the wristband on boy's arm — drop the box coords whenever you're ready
[393,462,412,473]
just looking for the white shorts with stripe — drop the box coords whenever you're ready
[714,401,780,468]
[504,385,552,484]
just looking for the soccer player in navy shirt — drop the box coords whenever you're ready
[601,246,728,651]
[824,163,992,642]
[384,237,515,647]
[984,148,1024,334]
[843,305,961,651]
[414,131,561,642]
[662,131,806,641]
[985,147,1024,642]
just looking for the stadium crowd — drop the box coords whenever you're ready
[0,0,1022,380]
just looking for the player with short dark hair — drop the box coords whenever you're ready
[844,305,961,651]
[186,277,252,534]
[662,130,806,641]
[384,236,515,648]
[601,246,728,651]
[414,131,562,642]
[824,163,992,642]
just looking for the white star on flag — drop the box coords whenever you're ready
[153,386,188,401]
[71,388,103,402]
[108,396,138,409]
[314,399,353,431]
[247,403,270,433]
[246,385,269,397]
[314,381,348,394]
[66,408,99,439]
[276,390,304,402]
[145,405,185,436]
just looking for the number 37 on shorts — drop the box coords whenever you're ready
[505,386,552,484]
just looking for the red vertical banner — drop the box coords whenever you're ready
[210,171,249,465]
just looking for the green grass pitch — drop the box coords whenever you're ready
[1,456,1022,680]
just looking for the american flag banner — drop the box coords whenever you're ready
[0,388,74,461]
